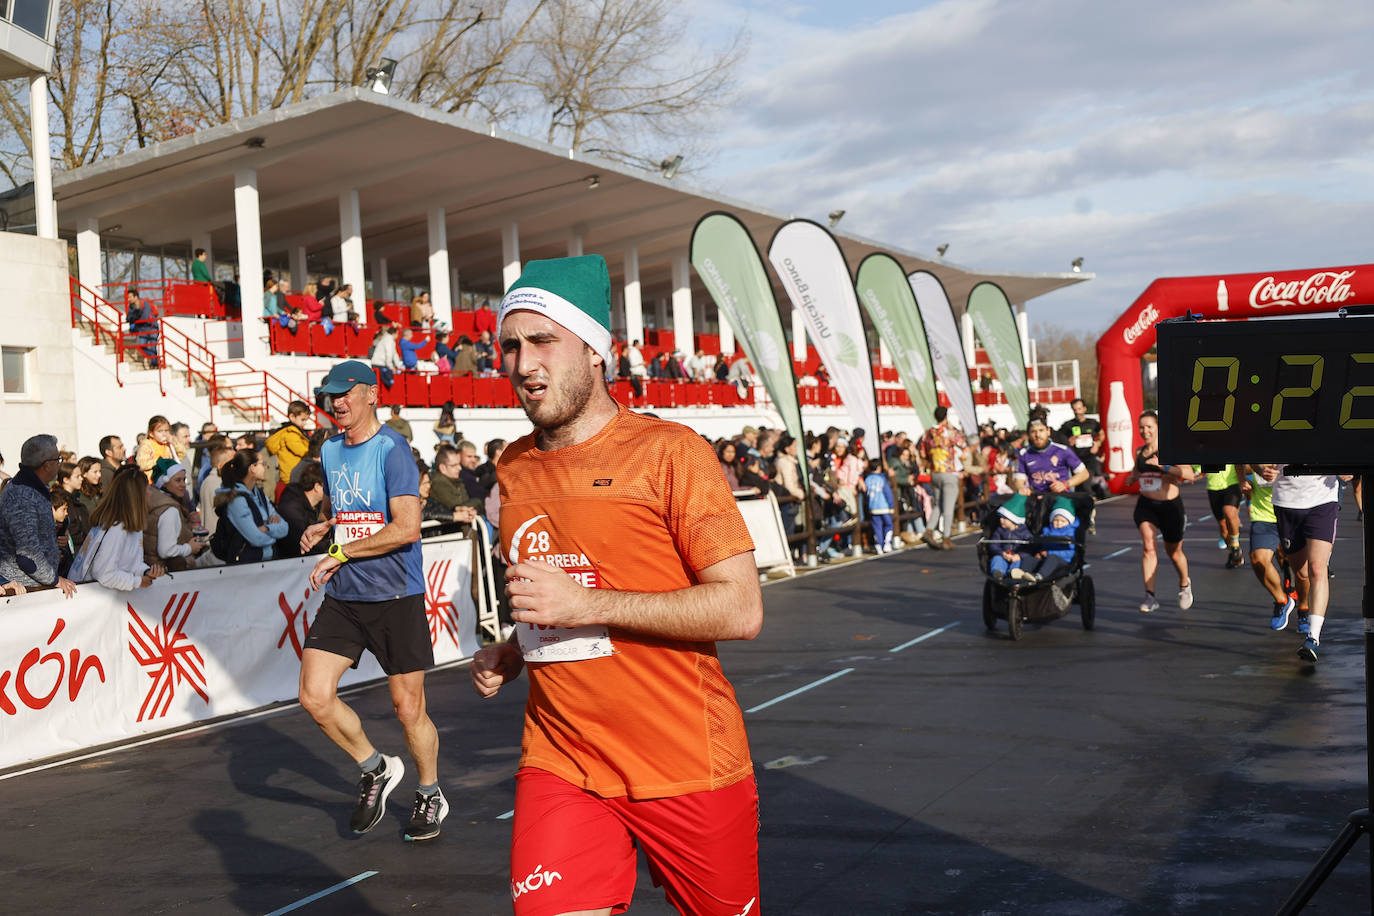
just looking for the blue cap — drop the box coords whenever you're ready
[319,360,377,394]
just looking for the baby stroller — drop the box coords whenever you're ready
[977,491,1096,640]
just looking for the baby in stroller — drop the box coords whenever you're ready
[988,494,1080,583]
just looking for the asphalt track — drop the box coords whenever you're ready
[2,485,1370,915]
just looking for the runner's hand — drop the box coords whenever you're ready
[309,554,342,590]
[471,641,524,698]
[1049,480,1068,492]
[300,519,331,553]
[506,559,592,628]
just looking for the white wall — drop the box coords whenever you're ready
[0,233,76,467]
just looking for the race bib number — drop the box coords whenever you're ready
[1139,474,1163,493]
[335,510,384,546]
[1074,434,1093,449]
[517,622,614,662]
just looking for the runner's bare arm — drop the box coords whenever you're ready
[1060,465,1091,491]
[505,551,763,642]
[470,639,524,698]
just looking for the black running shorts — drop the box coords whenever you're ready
[305,593,433,675]
[1207,484,1242,517]
[1276,502,1339,553]
[1134,496,1187,544]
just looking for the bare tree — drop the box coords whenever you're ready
[0,0,745,186]
[1033,323,1101,410]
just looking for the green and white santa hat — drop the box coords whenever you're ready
[1050,497,1077,524]
[997,493,1027,525]
[497,255,613,366]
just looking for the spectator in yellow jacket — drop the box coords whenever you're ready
[266,401,312,494]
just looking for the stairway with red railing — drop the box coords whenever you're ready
[69,279,334,429]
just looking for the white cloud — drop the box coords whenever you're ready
[695,0,1374,337]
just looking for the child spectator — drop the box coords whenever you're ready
[69,466,166,590]
[863,458,896,553]
[1019,499,1080,581]
[988,495,1032,581]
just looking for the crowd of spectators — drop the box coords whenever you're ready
[0,403,505,599]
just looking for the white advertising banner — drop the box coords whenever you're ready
[0,536,480,770]
[768,220,880,439]
[909,271,980,438]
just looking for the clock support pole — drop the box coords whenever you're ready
[1275,468,1373,915]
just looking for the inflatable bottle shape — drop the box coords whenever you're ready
[1217,279,1229,312]
[1106,380,1133,474]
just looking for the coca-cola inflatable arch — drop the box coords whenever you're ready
[1097,264,1374,492]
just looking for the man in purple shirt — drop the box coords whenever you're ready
[1015,418,1089,494]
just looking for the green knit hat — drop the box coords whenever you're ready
[498,255,613,365]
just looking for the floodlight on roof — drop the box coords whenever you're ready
[1071,257,1084,273]
[936,243,949,258]
[827,209,845,227]
[365,58,397,95]
[660,155,683,180]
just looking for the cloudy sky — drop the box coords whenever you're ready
[692,0,1374,334]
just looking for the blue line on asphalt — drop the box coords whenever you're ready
[1103,547,1132,560]
[889,621,960,653]
[263,871,378,916]
[746,668,856,714]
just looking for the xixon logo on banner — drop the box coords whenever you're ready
[0,537,480,769]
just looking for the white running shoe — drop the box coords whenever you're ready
[1178,583,1194,610]
[1139,593,1160,613]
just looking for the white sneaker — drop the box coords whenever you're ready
[1178,583,1194,610]
[1139,593,1160,613]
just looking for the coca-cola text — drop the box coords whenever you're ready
[1249,271,1356,310]
[1122,304,1159,346]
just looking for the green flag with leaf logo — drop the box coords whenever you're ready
[855,253,939,431]
[967,282,1029,428]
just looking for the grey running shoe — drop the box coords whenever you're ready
[1139,593,1160,613]
[1178,583,1194,610]
[351,754,404,834]
[404,788,449,842]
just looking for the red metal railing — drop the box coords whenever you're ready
[69,279,332,429]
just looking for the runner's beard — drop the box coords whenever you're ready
[517,359,598,433]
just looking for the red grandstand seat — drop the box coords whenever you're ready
[310,323,346,357]
[346,325,376,358]
[168,282,221,317]
[403,373,429,406]
[451,312,477,338]
[375,370,404,406]
[428,375,452,407]
[449,375,474,407]
[472,376,495,406]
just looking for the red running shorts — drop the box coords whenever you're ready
[509,767,760,916]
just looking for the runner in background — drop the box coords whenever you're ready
[1240,464,1297,631]
[1124,410,1196,613]
[1056,398,1105,499]
[1206,465,1244,568]
[470,255,763,916]
[1265,466,1351,665]
[296,359,447,842]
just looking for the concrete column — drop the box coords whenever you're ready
[671,256,695,354]
[289,246,308,293]
[192,232,214,277]
[960,310,976,367]
[879,338,892,368]
[425,208,453,328]
[567,233,583,257]
[76,217,102,294]
[623,247,643,347]
[234,169,266,361]
[611,287,625,340]
[450,266,461,313]
[792,306,807,360]
[501,222,521,292]
[370,256,389,301]
[29,76,55,240]
[338,189,366,324]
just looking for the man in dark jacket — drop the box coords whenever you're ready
[431,444,483,516]
[0,435,77,596]
[275,462,327,558]
[99,434,126,493]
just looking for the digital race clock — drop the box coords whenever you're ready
[1156,316,1374,464]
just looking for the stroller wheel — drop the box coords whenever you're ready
[1006,594,1022,641]
[982,579,997,632]
[1079,576,1096,630]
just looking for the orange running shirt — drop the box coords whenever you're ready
[497,406,756,800]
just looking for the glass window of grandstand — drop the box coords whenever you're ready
[3,346,32,396]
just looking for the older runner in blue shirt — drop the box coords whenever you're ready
[1015,418,1089,495]
[297,360,447,843]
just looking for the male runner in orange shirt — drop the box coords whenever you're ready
[471,255,764,916]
